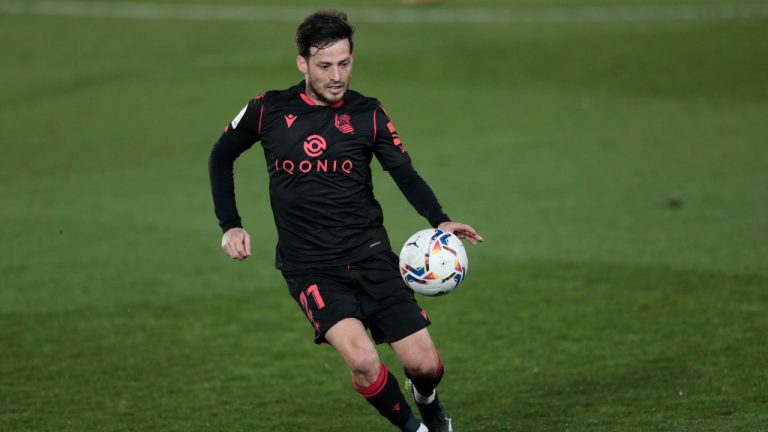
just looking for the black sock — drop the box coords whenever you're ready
[354,363,418,429]
[405,352,444,401]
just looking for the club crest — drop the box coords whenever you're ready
[335,114,354,134]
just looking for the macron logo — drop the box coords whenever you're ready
[285,114,297,128]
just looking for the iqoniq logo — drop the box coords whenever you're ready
[303,135,327,157]
[274,134,354,175]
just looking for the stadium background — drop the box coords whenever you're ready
[1,0,767,430]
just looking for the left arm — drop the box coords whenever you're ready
[388,163,483,245]
[388,162,450,229]
[374,104,484,245]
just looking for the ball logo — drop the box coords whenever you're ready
[304,135,327,157]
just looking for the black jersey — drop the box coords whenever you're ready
[209,81,449,271]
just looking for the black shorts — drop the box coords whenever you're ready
[282,251,431,345]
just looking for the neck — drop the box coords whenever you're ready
[304,85,327,106]
[300,86,345,109]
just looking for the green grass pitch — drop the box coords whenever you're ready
[1,0,767,430]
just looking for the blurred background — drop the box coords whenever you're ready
[1,0,767,430]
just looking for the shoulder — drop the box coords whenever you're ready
[247,81,303,105]
[248,88,280,106]
[345,90,394,117]
[250,83,312,117]
[344,89,382,112]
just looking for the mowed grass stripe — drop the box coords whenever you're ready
[1,0,768,23]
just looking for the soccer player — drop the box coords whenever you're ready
[208,10,482,432]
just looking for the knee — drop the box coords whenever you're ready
[347,346,380,379]
[405,349,441,378]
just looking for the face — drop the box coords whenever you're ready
[297,39,353,106]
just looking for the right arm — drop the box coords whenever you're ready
[208,97,264,259]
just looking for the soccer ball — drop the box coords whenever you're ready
[398,229,469,296]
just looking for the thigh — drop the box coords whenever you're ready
[390,327,440,374]
[325,318,380,375]
[354,251,431,344]
[284,271,365,344]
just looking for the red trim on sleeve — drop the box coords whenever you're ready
[353,363,388,398]
[386,121,402,146]
[372,109,378,143]
[258,104,264,135]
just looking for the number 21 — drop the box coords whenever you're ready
[299,284,325,328]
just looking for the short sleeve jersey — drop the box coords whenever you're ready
[222,81,410,271]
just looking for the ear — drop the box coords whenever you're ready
[296,55,307,74]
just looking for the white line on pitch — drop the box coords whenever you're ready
[1,1,768,23]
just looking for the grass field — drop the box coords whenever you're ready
[2,1,768,431]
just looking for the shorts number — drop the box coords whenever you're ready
[299,284,325,330]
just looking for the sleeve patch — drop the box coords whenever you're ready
[387,121,404,150]
[231,104,248,129]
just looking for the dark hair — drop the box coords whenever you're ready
[296,10,355,58]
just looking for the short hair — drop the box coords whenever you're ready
[296,10,355,58]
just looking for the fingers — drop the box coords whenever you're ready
[221,228,251,260]
[459,230,480,245]
[438,222,484,245]
[461,233,479,245]
[233,236,248,260]
[460,226,484,244]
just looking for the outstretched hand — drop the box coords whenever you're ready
[437,221,484,245]
[221,227,251,260]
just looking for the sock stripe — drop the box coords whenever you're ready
[354,363,389,398]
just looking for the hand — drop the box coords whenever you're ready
[438,221,484,245]
[221,227,251,260]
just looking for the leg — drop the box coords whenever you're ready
[326,318,424,431]
[391,327,441,379]
[392,328,452,432]
[392,328,445,401]
[325,317,382,386]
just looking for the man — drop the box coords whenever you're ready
[208,10,482,432]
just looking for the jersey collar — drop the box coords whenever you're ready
[296,81,345,109]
